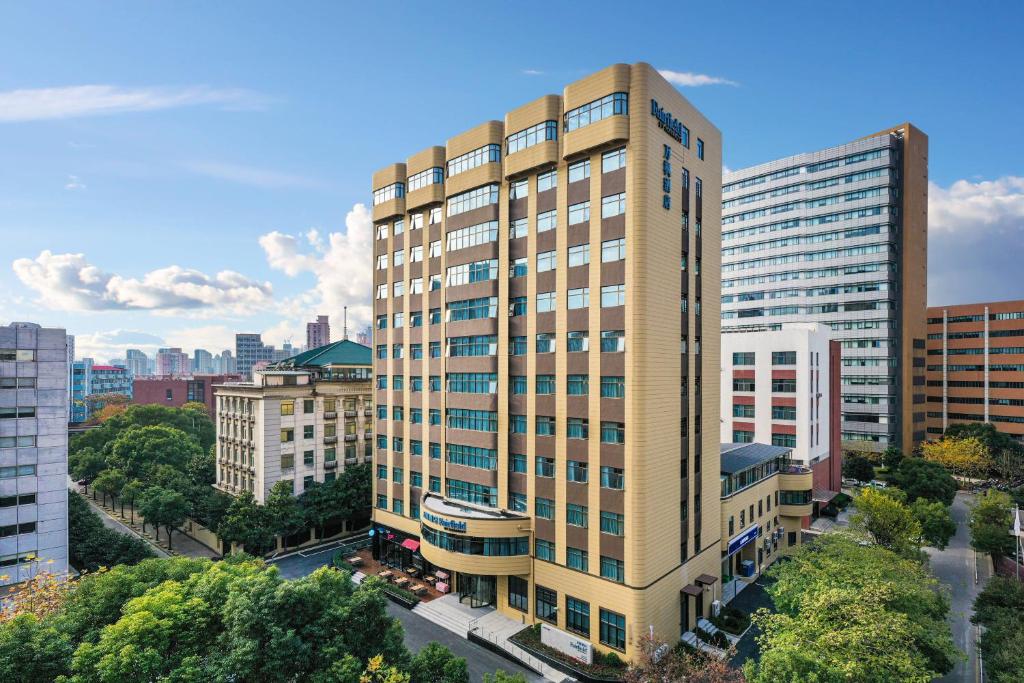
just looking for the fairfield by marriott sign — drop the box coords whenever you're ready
[650,99,684,143]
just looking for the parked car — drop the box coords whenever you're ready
[868,479,889,489]
[842,478,862,488]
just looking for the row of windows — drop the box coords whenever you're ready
[0,436,36,448]
[446,258,498,287]
[506,120,558,155]
[0,349,35,361]
[928,329,1024,340]
[732,379,797,392]
[0,408,36,419]
[731,351,797,365]
[723,186,887,225]
[928,396,1024,407]
[373,182,404,206]
[0,464,37,479]
[930,412,1024,425]
[446,220,497,252]
[511,374,624,397]
[723,166,888,208]
[446,443,497,470]
[420,525,528,555]
[928,364,1024,372]
[721,224,883,256]
[722,243,890,272]
[723,148,887,193]
[508,416,625,442]
[723,299,893,319]
[527,584,626,650]
[927,311,1024,324]
[722,205,890,242]
[448,184,499,217]
[447,144,501,177]
[563,92,628,132]
[926,380,1024,389]
[722,260,890,289]
[508,284,626,315]
[928,346,1024,356]
[732,404,798,420]
[407,167,443,192]
[0,377,36,389]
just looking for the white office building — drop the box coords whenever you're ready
[0,323,70,584]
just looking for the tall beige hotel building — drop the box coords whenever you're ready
[370,63,721,659]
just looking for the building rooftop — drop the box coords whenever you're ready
[90,365,126,372]
[274,339,371,369]
[720,442,792,474]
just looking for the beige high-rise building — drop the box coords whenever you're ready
[370,63,721,660]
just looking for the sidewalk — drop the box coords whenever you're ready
[76,488,219,559]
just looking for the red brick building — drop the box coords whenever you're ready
[132,374,240,420]
[926,300,1024,441]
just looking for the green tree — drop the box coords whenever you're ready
[409,642,469,683]
[67,492,155,572]
[69,447,106,496]
[335,463,373,526]
[843,452,875,482]
[0,615,76,683]
[970,489,1015,556]
[266,481,306,548]
[851,487,922,557]
[138,486,189,551]
[744,535,958,682]
[911,498,957,550]
[360,655,410,683]
[971,578,1024,683]
[91,469,126,509]
[300,481,337,539]
[483,673,530,683]
[217,490,275,554]
[892,457,958,506]
[186,447,216,486]
[107,424,202,480]
[121,480,146,526]
[882,445,905,471]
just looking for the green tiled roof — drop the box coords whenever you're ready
[274,339,372,368]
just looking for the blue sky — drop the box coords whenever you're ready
[2,2,1022,360]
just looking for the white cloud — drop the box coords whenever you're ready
[658,69,738,87]
[928,176,1024,305]
[259,203,373,332]
[0,85,267,123]
[64,174,86,190]
[521,69,544,76]
[11,250,273,315]
[183,160,325,190]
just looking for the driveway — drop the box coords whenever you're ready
[270,551,544,682]
[927,491,987,683]
[727,579,773,668]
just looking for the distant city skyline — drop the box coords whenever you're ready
[1,3,1022,355]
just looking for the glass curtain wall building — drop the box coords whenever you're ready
[720,125,928,453]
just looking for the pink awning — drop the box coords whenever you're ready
[401,539,420,552]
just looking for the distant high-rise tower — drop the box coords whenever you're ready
[125,349,149,377]
[235,334,278,379]
[193,348,213,374]
[155,347,190,376]
[306,315,330,350]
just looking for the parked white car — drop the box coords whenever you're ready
[842,478,862,488]
[868,479,889,489]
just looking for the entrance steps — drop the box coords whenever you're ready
[411,594,478,637]
[414,595,569,682]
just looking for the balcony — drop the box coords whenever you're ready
[345,457,358,465]
[323,411,337,419]
[325,460,338,470]
[364,408,373,417]
[345,410,357,418]
[323,436,338,444]
[344,434,357,442]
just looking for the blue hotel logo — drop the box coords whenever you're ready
[423,511,467,533]
[651,99,683,143]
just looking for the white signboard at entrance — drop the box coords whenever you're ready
[540,623,593,664]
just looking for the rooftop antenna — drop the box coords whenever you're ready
[343,306,348,340]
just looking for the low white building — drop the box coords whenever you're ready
[0,322,69,584]
[214,340,373,504]
[720,323,833,468]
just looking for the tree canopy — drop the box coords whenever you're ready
[969,489,1015,556]
[842,453,875,482]
[0,555,464,682]
[744,535,958,682]
[921,436,993,479]
[971,577,1024,682]
[891,457,957,506]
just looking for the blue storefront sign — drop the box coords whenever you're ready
[727,524,760,556]
[422,511,467,533]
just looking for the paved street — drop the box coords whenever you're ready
[79,492,169,558]
[928,491,988,683]
[270,551,544,682]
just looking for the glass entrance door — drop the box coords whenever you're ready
[456,573,495,608]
